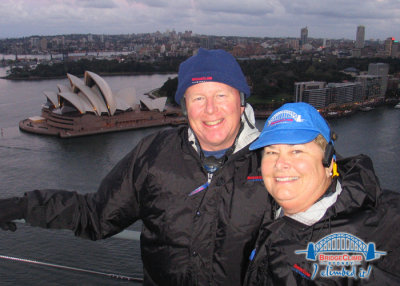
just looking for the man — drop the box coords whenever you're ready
[0,48,270,285]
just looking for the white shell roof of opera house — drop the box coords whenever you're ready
[43,71,167,115]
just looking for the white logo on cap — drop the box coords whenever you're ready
[267,110,304,126]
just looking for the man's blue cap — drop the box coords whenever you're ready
[249,102,332,150]
[174,48,250,104]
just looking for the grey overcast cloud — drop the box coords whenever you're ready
[1,0,399,40]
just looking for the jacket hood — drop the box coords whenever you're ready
[328,154,382,216]
[188,103,260,154]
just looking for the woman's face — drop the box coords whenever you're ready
[261,141,332,215]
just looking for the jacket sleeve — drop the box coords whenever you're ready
[244,229,274,286]
[365,189,400,283]
[24,136,152,240]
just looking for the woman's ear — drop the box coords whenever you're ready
[325,159,334,178]
[326,160,339,178]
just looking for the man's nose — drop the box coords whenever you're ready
[205,97,217,114]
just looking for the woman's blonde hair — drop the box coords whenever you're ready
[260,134,329,154]
[313,134,328,152]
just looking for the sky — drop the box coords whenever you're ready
[0,0,399,41]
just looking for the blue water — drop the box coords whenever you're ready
[0,73,175,285]
[0,72,399,285]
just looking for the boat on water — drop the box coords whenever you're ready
[359,106,374,112]
[19,71,186,138]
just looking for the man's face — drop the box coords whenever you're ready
[185,82,244,151]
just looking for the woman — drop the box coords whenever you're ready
[245,102,400,285]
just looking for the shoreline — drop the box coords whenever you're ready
[19,107,187,138]
[1,71,177,81]
[254,97,399,120]
[19,96,399,139]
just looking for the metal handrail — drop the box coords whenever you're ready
[1,220,143,283]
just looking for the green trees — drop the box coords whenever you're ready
[7,56,400,108]
[159,57,400,107]
[158,77,178,103]
[6,57,184,79]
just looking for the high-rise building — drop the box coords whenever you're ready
[355,25,365,49]
[294,81,325,102]
[368,63,389,96]
[384,37,393,55]
[30,37,40,49]
[391,40,399,58]
[302,88,329,108]
[356,75,383,98]
[327,83,363,105]
[300,27,308,46]
[295,81,363,108]
[384,37,399,58]
[40,38,47,51]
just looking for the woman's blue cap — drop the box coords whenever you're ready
[174,48,250,104]
[250,102,332,150]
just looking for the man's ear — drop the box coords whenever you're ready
[181,97,187,117]
[240,92,246,107]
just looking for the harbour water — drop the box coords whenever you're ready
[0,73,399,285]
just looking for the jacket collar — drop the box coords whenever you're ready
[284,181,343,226]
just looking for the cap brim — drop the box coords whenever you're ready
[249,129,320,150]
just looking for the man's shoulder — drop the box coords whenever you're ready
[142,126,186,142]
[136,126,188,155]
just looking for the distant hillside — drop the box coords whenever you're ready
[6,57,185,80]
[7,56,400,108]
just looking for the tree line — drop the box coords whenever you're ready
[6,56,185,79]
[159,57,400,105]
[7,56,400,106]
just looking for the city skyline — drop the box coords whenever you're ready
[0,0,399,41]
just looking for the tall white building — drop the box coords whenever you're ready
[294,81,326,102]
[294,81,363,108]
[355,25,365,49]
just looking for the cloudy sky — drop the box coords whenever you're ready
[1,0,399,41]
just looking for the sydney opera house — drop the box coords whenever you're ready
[19,71,185,138]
